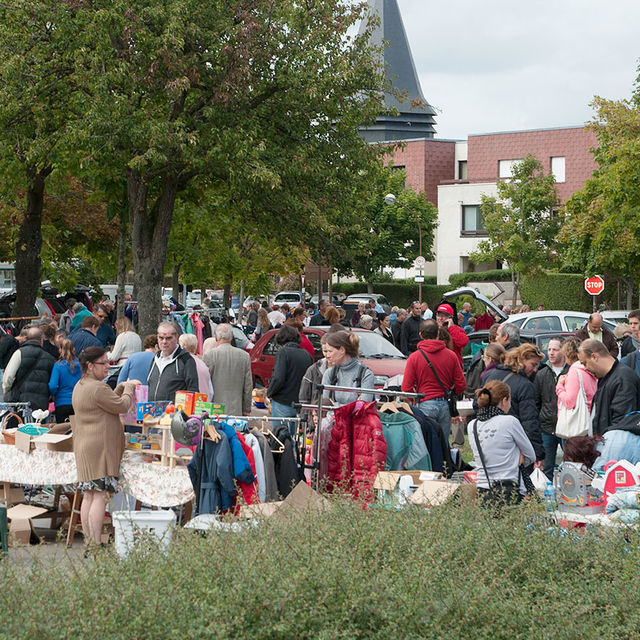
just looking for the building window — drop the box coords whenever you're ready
[551,156,565,183]
[498,158,522,179]
[461,205,487,236]
[458,160,468,180]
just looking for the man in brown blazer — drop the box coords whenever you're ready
[202,324,252,416]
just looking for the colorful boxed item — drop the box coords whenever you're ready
[128,433,161,450]
[136,401,171,422]
[174,391,208,416]
[193,401,225,416]
[122,385,149,423]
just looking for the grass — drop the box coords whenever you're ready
[1,495,639,639]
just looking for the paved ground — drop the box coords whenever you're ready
[2,528,86,567]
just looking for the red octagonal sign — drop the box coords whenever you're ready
[585,275,605,295]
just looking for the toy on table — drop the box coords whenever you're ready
[602,460,640,506]
[554,461,605,514]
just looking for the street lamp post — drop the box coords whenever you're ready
[384,193,423,303]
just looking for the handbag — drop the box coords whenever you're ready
[418,350,459,417]
[555,368,590,439]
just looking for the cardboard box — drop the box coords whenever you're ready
[373,470,434,491]
[410,480,476,506]
[15,430,37,454]
[174,391,207,416]
[33,433,73,452]
[237,482,329,519]
[7,504,47,545]
[136,401,171,422]
[193,401,225,415]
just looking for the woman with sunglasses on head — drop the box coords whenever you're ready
[72,347,140,550]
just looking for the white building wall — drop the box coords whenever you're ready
[436,181,502,285]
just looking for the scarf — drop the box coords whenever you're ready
[476,405,505,422]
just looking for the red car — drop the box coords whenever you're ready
[250,327,407,388]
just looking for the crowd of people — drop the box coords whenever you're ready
[7,291,640,539]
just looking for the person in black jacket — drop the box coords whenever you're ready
[147,322,199,401]
[534,337,570,479]
[2,327,55,410]
[482,343,546,467]
[580,338,640,435]
[268,325,313,438]
[400,302,422,355]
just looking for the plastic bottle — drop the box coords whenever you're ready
[544,481,556,513]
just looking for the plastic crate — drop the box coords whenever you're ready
[111,510,175,557]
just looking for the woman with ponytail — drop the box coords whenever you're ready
[469,380,536,505]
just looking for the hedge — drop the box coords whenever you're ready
[448,269,513,287]
[4,498,640,638]
[521,272,592,312]
[332,281,447,309]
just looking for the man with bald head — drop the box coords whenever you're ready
[575,313,619,358]
[3,326,56,410]
[147,322,199,401]
[579,339,640,435]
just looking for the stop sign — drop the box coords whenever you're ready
[585,276,605,295]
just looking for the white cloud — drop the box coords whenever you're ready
[394,0,640,138]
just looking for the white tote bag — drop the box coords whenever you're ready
[555,368,590,439]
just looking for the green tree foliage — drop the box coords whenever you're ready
[560,86,640,308]
[332,166,438,290]
[471,154,560,305]
[0,1,84,315]
[72,0,387,335]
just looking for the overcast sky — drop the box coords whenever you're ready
[394,0,640,139]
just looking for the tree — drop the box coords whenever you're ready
[331,165,437,292]
[559,89,640,309]
[0,2,84,315]
[74,0,387,336]
[471,154,560,305]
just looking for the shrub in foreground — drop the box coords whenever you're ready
[1,498,639,639]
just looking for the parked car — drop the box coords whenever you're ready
[601,310,629,326]
[0,290,51,319]
[273,291,309,307]
[342,293,392,321]
[41,284,95,314]
[507,310,617,333]
[309,294,342,307]
[462,329,575,372]
[250,327,406,389]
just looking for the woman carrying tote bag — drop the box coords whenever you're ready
[555,337,598,438]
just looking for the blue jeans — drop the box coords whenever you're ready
[542,432,563,481]
[270,400,298,440]
[418,398,451,444]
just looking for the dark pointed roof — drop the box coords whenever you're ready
[359,0,437,142]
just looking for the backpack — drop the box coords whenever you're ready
[464,352,486,399]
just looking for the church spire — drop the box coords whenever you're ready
[360,0,437,142]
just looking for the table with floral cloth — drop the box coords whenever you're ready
[0,444,194,507]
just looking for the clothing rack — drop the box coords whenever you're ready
[299,385,425,489]
[192,414,303,515]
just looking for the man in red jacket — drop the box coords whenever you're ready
[401,319,466,444]
[435,303,469,367]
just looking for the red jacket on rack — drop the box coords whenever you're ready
[328,400,387,501]
[235,432,259,508]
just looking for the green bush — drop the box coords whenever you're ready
[448,269,513,287]
[521,272,592,312]
[332,281,445,309]
[3,499,640,638]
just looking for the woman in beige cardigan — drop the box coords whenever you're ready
[72,346,140,547]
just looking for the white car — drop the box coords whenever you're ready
[601,310,629,326]
[506,310,617,333]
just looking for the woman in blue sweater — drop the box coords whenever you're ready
[49,340,82,423]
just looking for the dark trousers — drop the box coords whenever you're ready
[55,405,74,424]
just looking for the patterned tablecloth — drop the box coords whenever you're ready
[0,445,194,507]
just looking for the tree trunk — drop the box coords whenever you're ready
[511,270,517,307]
[367,281,374,294]
[172,261,180,301]
[128,169,179,337]
[223,281,232,314]
[116,213,128,319]
[238,279,245,322]
[14,167,49,318]
[625,278,634,310]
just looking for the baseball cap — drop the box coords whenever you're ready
[436,303,454,316]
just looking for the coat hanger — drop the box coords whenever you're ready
[204,423,221,442]
[378,401,399,413]
[258,421,285,453]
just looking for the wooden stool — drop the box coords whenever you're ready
[65,489,82,548]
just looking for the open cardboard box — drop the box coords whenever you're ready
[410,480,476,506]
[373,470,438,492]
[15,423,73,454]
[7,503,48,545]
[238,481,330,519]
